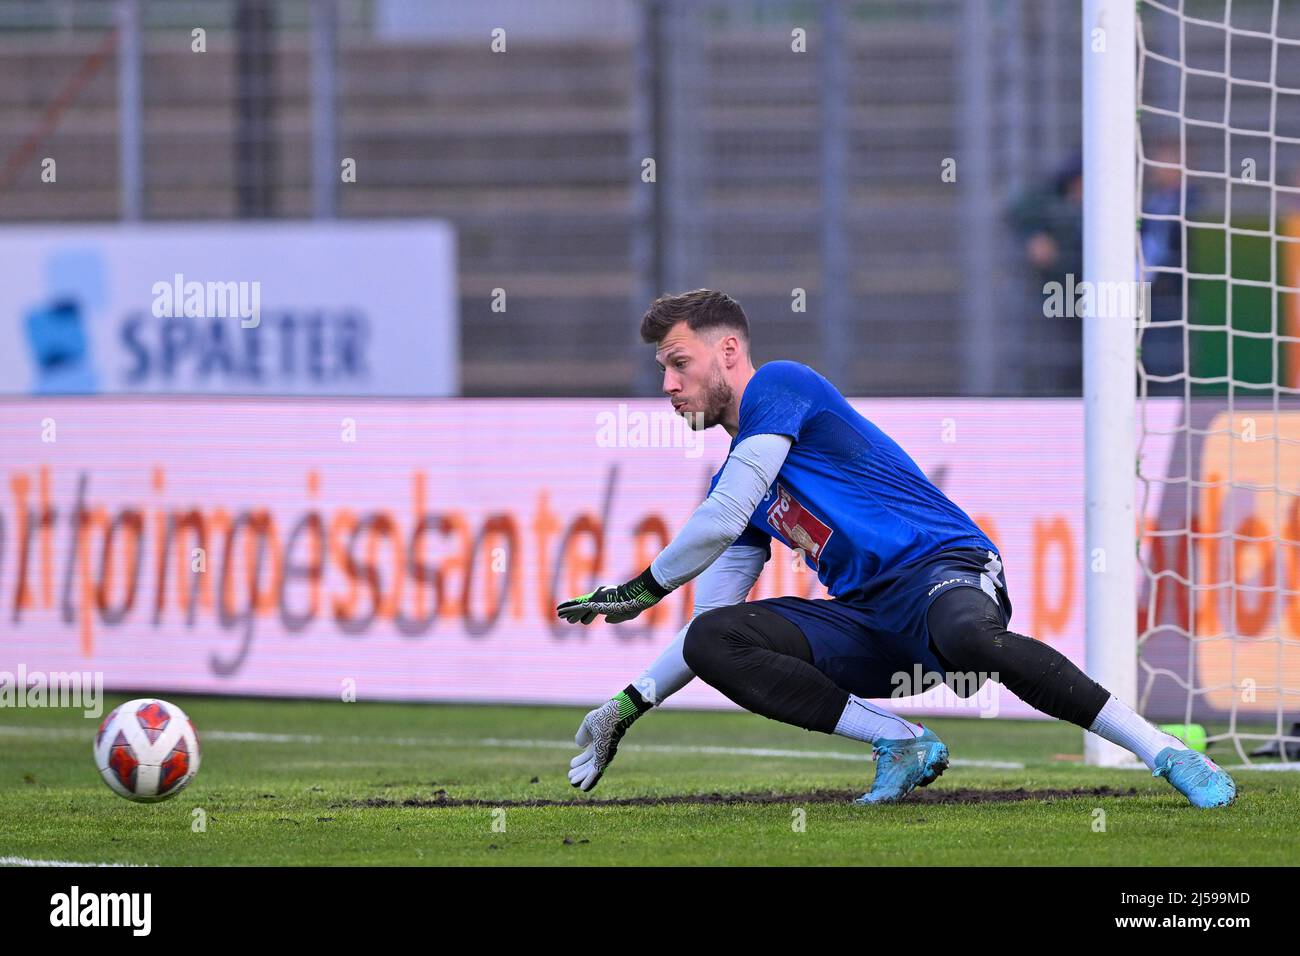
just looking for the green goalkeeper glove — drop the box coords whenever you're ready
[555,567,672,625]
[569,685,656,790]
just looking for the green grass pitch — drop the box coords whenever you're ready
[1,695,1296,866]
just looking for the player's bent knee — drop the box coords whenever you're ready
[926,586,1008,684]
[682,606,739,679]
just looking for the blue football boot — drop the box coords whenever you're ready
[855,726,949,804]
[1152,747,1237,808]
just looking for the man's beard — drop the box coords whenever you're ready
[690,360,734,430]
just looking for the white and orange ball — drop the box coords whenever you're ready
[93,698,201,802]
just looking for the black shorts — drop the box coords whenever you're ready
[751,548,1012,698]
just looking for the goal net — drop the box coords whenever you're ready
[1134,0,1300,765]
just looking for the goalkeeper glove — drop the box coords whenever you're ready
[568,685,655,791]
[555,566,672,625]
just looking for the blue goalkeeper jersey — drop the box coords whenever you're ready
[710,360,996,599]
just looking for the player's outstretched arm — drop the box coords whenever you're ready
[649,433,791,590]
[566,543,769,791]
[554,432,791,628]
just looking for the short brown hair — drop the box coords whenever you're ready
[639,289,750,346]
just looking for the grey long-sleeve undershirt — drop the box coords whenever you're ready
[649,433,793,590]
[635,433,793,703]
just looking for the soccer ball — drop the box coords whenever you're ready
[93,698,201,802]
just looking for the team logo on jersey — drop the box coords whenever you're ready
[765,483,833,565]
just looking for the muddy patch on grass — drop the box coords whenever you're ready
[337,785,1140,809]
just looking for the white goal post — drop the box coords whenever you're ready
[1083,0,1139,767]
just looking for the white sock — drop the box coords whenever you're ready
[834,695,925,744]
[1088,695,1185,770]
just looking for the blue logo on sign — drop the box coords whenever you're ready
[25,248,102,393]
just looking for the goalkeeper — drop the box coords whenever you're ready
[556,289,1236,809]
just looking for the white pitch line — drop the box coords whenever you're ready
[0,856,140,868]
[15,722,1296,771]
[0,725,1024,769]
[6,725,1296,772]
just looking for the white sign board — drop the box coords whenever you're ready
[0,221,457,395]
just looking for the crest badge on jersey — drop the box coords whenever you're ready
[765,482,833,565]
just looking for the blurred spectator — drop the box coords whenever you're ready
[1138,139,1193,397]
[1008,155,1083,393]
[1007,143,1196,397]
